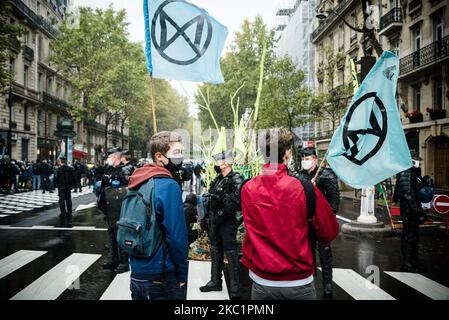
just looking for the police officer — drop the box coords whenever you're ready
[54,157,76,218]
[200,150,243,300]
[295,147,340,298]
[100,148,134,273]
[394,151,427,273]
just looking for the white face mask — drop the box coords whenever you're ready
[412,160,420,168]
[301,160,314,171]
[106,159,114,166]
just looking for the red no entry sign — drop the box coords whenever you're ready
[434,195,449,214]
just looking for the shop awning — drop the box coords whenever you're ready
[73,149,88,159]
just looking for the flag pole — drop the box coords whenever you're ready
[150,75,158,135]
[312,149,329,182]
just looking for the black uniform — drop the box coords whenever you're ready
[101,162,135,273]
[55,164,76,217]
[295,166,340,297]
[394,167,425,272]
[200,170,243,299]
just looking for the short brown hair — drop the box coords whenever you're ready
[150,131,182,161]
[259,128,293,163]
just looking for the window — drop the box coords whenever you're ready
[433,77,444,111]
[413,84,422,111]
[24,104,29,125]
[412,25,421,51]
[338,24,344,49]
[391,40,400,56]
[47,77,52,94]
[38,72,43,92]
[328,33,334,50]
[433,12,444,41]
[24,31,29,45]
[24,65,29,88]
[9,58,15,78]
[350,12,357,41]
[57,82,61,97]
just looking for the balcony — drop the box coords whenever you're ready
[311,0,349,43]
[379,8,403,37]
[42,92,70,110]
[408,0,422,15]
[10,37,21,53]
[400,35,449,77]
[23,45,34,61]
[86,121,107,133]
[8,0,59,39]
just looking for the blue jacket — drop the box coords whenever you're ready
[129,177,188,282]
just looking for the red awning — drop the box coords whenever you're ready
[73,149,88,159]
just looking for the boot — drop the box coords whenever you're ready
[103,230,118,270]
[200,246,223,292]
[114,247,129,274]
[318,244,333,298]
[225,250,240,300]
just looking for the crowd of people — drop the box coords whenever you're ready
[1,128,428,301]
[0,157,98,195]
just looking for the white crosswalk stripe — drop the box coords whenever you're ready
[0,188,92,218]
[0,250,47,280]
[187,260,229,300]
[385,272,449,300]
[10,253,101,300]
[320,267,396,300]
[2,248,449,300]
[100,271,132,300]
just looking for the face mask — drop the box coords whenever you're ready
[214,165,222,174]
[162,155,183,175]
[106,159,114,167]
[412,160,420,168]
[301,160,314,171]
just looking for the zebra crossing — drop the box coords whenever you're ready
[1,249,448,300]
[0,188,93,219]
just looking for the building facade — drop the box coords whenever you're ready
[1,0,129,164]
[276,0,316,142]
[309,0,448,191]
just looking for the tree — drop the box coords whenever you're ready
[0,2,24,92]
[48,6,129,157]
[196,16,276,129]
[259,56,312,130]
[312,47,352,134]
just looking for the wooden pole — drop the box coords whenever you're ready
[150,76,158,135]
[312,149,329,182]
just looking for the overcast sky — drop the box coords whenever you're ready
[73,0,279,116]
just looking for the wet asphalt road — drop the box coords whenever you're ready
[0,191,448,300]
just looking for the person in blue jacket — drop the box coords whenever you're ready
[127,131,188,300]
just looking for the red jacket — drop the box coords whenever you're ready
[241,163,339,281]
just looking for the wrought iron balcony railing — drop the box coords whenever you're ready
[380,8,402,30]
[400,35,449,75]
[8,0,59,38]
[42,92,70,109]
[23,45,34,61]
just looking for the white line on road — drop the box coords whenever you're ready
[385,272,449,300]
[0,250,47,280]
[11,253,101,300]
[336,215,352,223]
[75,202,97,212]
[100,271,132,300]
[187,260,229,300]
[322,268,396,300]
[0,226,107,231]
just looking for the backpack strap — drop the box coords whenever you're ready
[299,178,317,275]
[137,177,168,282]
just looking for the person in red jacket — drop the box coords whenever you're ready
[241,128,339,300]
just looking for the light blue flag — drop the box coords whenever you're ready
[144,0,228,84]
[326,51,412,189]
